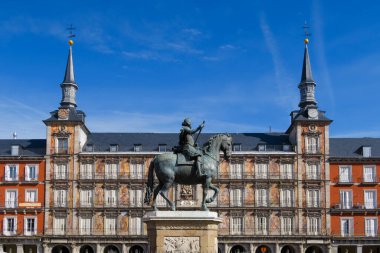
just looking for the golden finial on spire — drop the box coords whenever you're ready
[67,24,76,46]
[302,21,311,44]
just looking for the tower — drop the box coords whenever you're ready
[43,39,89,250]
[287,37,332,252]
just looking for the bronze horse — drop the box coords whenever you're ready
[144,134,232,211]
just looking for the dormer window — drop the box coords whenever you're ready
[283,145,291,151]
[158,144,167,152]
[134,144,142,152]
[233,144,241,152]
[86,144,94,152]
[258,144,266,152]
[363,146,372,158]
[110,144,118,152]
[11,145,19,156]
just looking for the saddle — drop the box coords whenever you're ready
[176,153,194,166]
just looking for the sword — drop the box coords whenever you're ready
[194,120,205,145]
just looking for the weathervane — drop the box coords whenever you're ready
[302,21,311,44]
[67,24,76,46]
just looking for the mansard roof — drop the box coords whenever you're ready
[84,132,292,152]
[330,137,380,158]
[0,139,46,157]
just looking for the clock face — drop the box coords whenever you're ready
[308,108,318,119]
[58,108,69,119]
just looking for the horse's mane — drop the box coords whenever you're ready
[202,133,229,153]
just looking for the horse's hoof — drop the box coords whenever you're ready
[153,205,158,211]
[200,206,209,211]
[171,206,176,211]
[205,198,213,204]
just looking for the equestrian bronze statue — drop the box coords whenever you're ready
[144,121,232,211]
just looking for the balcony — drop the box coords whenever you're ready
[359,177,379,185]
[4,201,18,208]
[3,230,17,236]
[79,172,95,180]
[53,173,69,181]
[304,147,322,155]
[216,173,296,181]
[80,201,93,208]
[333,176,354,185]
[331,202,380,213]
[23,175,39,184]
[53,202,67,208]
[2,176,19,184]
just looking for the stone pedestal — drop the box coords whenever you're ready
[143,211,222,253]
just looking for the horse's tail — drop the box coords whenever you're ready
[144,158,155,204]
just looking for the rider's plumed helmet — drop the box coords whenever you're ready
[182,118,191,127]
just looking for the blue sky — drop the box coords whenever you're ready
[0,1,380,138]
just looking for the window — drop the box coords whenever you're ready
[105,189,117,207]
[280,164,293,179]
[340,190,352,209]
[5,164,18,181]
[53,217,66,235]
[363,146,372,157]
[55,164,67,179]
[258,144,266,151]
[256,216,268,235]
[80,189,93,207]
[230,162,243,179]
[341,218,353,237]
[281,217,293,235]
[307,217,320,235]
[130,162,144,179]
[233,144,241,152]
[280,189,294,207]
[105,217,117,235]
[105,163,118,179]
[11,145,20,156]
[25,165,38,181]
[129,189,143,207]
[305,136,319,153]
[256,163,268,179]
[256,188,268,207]
[129,217,142,235]
[134,144,142,152]
[80,217,92,235]
[3,217,16,235]
[25,190,37,202]
[307,189,320,208]
[110,144,118,152]
[230,189,242,207]
[283,145,291,151]
[5,190,17,208]
[231,217,243,234]
[54,190,67,207]
[364,190,376,209]
[306,163,319,180]
[86,144,94,152]
[80,163,94,179]
[57,138,68,154]
[339,166,352,183]
[24,217,36,235]
[158,144,167,152]
[363,166,376,182]
[365,218,377,237]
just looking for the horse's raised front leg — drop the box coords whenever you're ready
[205,182,219,204]
[201,177,211,211]
[152,183,163,211]
[160,182,176,211]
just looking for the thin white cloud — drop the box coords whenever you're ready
[312,0,335,108]
[219,44,236,50]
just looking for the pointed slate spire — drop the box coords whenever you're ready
[298,38,317,109]
[60,40,78,108]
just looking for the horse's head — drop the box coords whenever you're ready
[220,134,232,162]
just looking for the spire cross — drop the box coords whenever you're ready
[67,24,76,39]
[302,21,311,39]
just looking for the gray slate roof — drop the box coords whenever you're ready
[84,133,291,152]
[330,138,380,158]
[0,139,46,157]
[44,108,86,123]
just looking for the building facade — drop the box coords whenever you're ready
[0,37,379,253]
[0,139,46,253]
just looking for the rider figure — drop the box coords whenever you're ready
[179,118,205,177]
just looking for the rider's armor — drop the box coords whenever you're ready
[179,118,205,177]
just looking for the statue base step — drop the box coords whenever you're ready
[143,211,222,253]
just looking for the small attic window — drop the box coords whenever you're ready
[86,144,94,152]
[11,145,19,156]
[110,144,118,152]
[159,144,167,152]
[134,144,142,152]
[258,144,266,151]
[233,144,241,152]
[363,146,372,157]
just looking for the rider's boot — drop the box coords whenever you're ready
[196,158,206,177]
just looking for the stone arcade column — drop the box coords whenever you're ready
[143,211,222,253]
